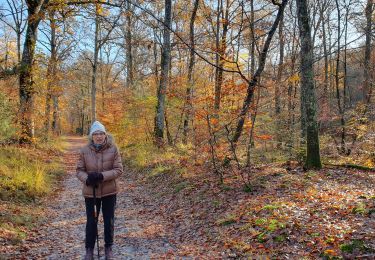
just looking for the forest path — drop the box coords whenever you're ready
[15,136,175,259]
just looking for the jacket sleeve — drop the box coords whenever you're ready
[76,150,88,183]
[102,147,123,181]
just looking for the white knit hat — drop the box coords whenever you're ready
[89,121,106,137]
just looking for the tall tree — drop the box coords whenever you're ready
[124,0,134,88]
[183,0,199,144]
[19,0,49,143]
[319,0,329,111]
[296,0,322,169]
[275,9,284,148]
[154,0,172,145]
[363,0,373,104]
[44,9,57,137]
[91,2,100,122]
[214,0,230,112]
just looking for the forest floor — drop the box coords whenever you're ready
[1,136,374,259]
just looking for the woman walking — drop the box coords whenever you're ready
[76,121,123,260]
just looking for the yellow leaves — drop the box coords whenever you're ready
[364,159,374,168]
[96,3,110,17]
[324,249,338,256]
[288,73,300,84]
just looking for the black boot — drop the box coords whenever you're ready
[84,248,94,260]
[105,245,114,260]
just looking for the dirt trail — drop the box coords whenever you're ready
[12,136,175,259]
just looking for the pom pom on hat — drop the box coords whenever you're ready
[89,121,106,136]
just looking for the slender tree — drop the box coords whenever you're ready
[183,0,199,144]
[154,0,172,145]
[275,9,284,148]
[124,0,134,88]
[44,9,57,137]
[214,0,229,112]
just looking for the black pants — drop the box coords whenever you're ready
[85,194,116,249]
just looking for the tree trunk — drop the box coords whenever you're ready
[275,11,284,148]
[249,0,255,77]
[183,0,199,144]
[296,0,322,169]
[153,29,159,85]
[44,10,57,137]
[286,9,298,157]
[334,0,347,155]
[214,0,229,112]
[91,3,100,122]
[52,95,60,135]
[364,0,373,104]
[154,0,172,145]
[19,0,47,143]
[17,33,21,64]
[125,0,134,88]
[321,2,329,111]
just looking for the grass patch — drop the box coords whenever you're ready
[149,164,173,177]
[351,202,367,215]
[261,203,281,211]
[121,142,189,181]
[217,214,237,226]
[252,218,287,243]
[0,145,63,202]
[174,181,190,193]
[242,184,253,193]
[0,138,65,245]
[0,140,65,200]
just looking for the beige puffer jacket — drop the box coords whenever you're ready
[76,135,123,198]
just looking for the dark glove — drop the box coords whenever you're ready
[86,173,97,186]
[96,172,104,182]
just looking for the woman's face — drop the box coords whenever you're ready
[92,131,106,144]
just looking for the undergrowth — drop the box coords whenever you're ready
[0,138,65,202]
[0,137,66,247]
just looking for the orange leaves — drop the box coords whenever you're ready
[324,249,339,257]
[254,134,273,141]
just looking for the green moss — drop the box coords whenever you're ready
[340,239,372,254]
